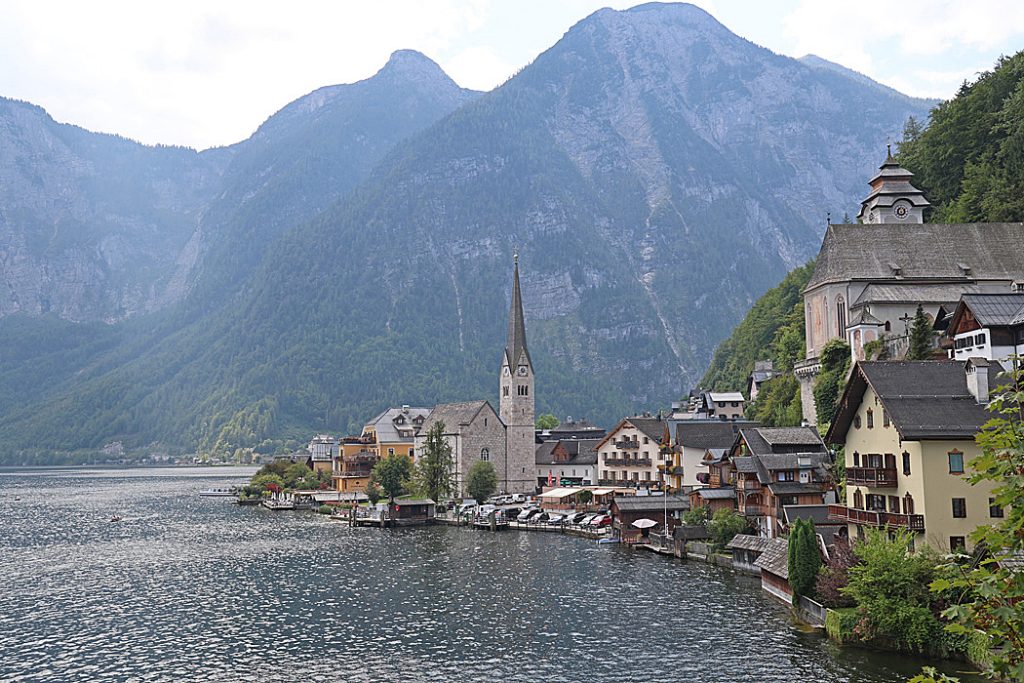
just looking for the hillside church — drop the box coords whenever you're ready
[415,255,536,495]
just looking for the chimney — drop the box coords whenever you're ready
[965,357,990,404]
[402,405,410,413]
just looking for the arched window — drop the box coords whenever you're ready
[852,451,860,467]
[903,493,914,515]
[837,295,847,334]
[853,489,864,509]
[854,415,862,429]
[866,408,874,429]
[884,321,891,332]
[480,448,490,461]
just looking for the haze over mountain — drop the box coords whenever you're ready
[0,3,934,460]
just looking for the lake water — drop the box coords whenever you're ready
[0,467,979,682]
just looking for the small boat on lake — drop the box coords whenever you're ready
[110,515,122,522]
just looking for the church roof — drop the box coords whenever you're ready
[505,256,531,367]
[422,401,500,434]
[851,282,985,308]
[806,223,1024,291]
[858,149,931,218]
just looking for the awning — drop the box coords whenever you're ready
[538,487,580,499]
[591,487,618,496]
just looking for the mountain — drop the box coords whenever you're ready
[0,97,226,322]
[799,54,938,106]
[0,3,934,461]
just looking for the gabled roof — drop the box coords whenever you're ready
[754,538,790,579]
[852,282,985,308]
[422,401,499,434]
[727,534,771,552]
[595,416,668,449]
[708,392,745,403]
[826,361,1008,443]
[806,223,1024,291]
[675,420,752,450]
[535,439,600,466]
[952,293,1024,328]
[691,487,736,500]
[366,406,431,443]
[738,426,825,456]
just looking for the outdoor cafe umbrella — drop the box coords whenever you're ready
[631,518,658,529]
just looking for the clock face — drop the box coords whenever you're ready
[893,202,909,220]
[517,365,528,376]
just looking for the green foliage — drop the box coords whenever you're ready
[365,481,383,506]
[413,421,454,503]
[899,51,1024,223]
[465,460,498,504]
[701,262,815,392]
[928,360,1024,680]
[317,504,333,515]
[683,505,710,526]
[249,473,285,492]
[825,607,860,644]
[706,508,749,550]
[576,489,593,505]
[748,373,803,427]
[842,528,942,653]
[813,338,851,427]
[862,336,886,360]
[788,518,822,603]
[370,453,412,502]
[906,305,934,360]
[536,414,560,430]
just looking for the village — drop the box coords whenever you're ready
[236,150,1024,665]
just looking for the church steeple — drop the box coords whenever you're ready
[857,146,931,224]
[505,251,531,368]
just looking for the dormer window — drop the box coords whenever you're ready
[957,263,972,277]
[888,262,902,278]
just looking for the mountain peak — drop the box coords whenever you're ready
[376,49,456,87]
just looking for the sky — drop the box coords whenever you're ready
[1,0,1022,151]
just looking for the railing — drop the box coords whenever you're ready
[847,466,898,488]
[741,504,767,517]
[615,440,640,450]
[737,480,761,490]
[603,458,653,467]
[828,504,924,531]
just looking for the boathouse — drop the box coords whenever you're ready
[389,498,436,526]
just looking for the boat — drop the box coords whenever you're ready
[262,498,296,511]
[596,536,619,544]
[110,515,122,522]
[199,487,238,497]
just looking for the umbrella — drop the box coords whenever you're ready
[631,518,658,529]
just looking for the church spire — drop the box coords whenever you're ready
[505,251,530,368]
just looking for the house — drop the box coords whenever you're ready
[535,438,600,489]
[687,486,736,515]
[307,434,338,474]
[726,534,771,575]
[825,359,1006,552]
[416,400,507,497]
[796,149,1024,422]
[389,498,436,526]
[673,419,756,489]
[944,293,1024,363]
[753,537,792,601]
[730,426,834,538]
[596,415,672,489]
[332,449,377,494]
[363,406,429,460]
[701,448,732,487]
[747,360,780,402]
[540,418,606,442]
[610,494,690,543]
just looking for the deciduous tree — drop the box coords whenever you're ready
[465,460,498,504]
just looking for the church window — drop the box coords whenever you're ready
[866,409,874,429]
[884,321,891,332]
[503,386,509,397]
[854,415,861,429]
[836,295,847,334]
[481,448,490,461]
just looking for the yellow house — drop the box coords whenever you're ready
[363,406,428,460]
[826,359,1005,552]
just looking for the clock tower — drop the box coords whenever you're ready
[499,252,535,493]
[856,145,930,224]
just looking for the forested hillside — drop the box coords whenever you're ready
[898,51,1024,222]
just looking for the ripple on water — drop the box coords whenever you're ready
[0,468,978,683]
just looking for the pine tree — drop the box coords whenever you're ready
[906,304,933,360]
[414,421,454,503]
[788,519,821,603]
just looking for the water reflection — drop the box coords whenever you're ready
[0,468,978,682]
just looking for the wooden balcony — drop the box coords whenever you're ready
[742,504,767,517]
[828,504,924,531]
[604,458,652,467]
[847,466,898,488]
[615,439,640,450]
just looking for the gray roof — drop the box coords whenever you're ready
[727,534,771,552]
[767,481,828,496]
[366,406,431,443]
[959,293,1024,327]
[738,426,825,456]
[754,538,790,579]
[828,361,1009,443]
[504,257,531,367]
[620,417,668,442]
[612,495,690,512]
[692,487,736,500]
[675,421,751,450]
[423,401,498,434]
[807,223,1024,290]
[391,498,436,506]
[535,439,600,466]
[551,418,604,434]
[782,504,833,526]
[733,452,831,485]
[852,283,984,307]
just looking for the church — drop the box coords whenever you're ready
[795,148,1024,423]
[415,254,537,495]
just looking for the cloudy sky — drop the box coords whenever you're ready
[1,0,1021,150]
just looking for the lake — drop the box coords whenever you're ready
[0,467,979,682]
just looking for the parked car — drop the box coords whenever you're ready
[546,514,565,525]
[587,514,610,527]
[458,502,478,515]
[503,506,522,518]
[579,514,598,526]
[517,508,539,522]
[478,504,497,518]
[568,512,588,524]
[510,493,527,503]
[534,512,550,523]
